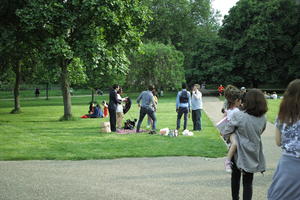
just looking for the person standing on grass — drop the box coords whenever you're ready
[136,85,157,133]
[108,84,121,132]
[191,84,202,131]
[116,88,127,129]
[147,89,158,129]
[176,83,191,131]
[224,89,267,200]
[268,79,300,200]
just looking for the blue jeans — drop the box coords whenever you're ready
[136,107,156,132]
[176,107,188,130]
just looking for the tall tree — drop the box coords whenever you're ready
[142,0,219,82]
[127,42,184,90]
[18,0,150,120]
[0,0,33,113]
[219,0,300,87]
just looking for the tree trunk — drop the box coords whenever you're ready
[60,58,72,120]
[91,89,95,103]
[46,82,49,100]
[11,61,21,113]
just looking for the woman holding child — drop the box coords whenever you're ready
[224,88,267,200]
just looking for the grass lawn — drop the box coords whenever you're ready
[218,96,281,123]
[0,94,227,160]
[266,99,281,123]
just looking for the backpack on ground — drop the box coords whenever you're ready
[179,91,189,103]
[124,119,137,130]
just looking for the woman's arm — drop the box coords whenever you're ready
[275,128,281,146]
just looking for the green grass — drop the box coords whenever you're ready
[266,99,281,123]
[218,96,281,123]
[0,95,227,160]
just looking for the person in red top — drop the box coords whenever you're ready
[102,101,109,117]
[218,84,225,96]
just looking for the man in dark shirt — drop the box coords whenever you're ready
[108,84,121,132]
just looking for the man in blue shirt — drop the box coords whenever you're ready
[136,85,157,133]
[176,83,191,130]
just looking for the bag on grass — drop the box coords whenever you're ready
[101,122,111,133]
[124,119,137,130]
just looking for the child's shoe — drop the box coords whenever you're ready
[224,159,232,173]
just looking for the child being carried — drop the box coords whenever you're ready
[217,85,242,173]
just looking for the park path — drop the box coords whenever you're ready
[0,97,280,200]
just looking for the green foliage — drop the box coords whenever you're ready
[142,0,220,81]
[219,0,300,87]
[15,0,151,118]
[127,42,185,90]
[190,0,300,87]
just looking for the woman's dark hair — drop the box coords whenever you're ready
[152,89,158,97]
[117,87,123,94]
[113,84,119,89]
[243,89,268,117]
[278,79,300,124]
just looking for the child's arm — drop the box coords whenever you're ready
[223,112,240,136]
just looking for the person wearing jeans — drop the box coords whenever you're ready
[136,85,157,133]
[191,84,203,131]
[176,83,191,130]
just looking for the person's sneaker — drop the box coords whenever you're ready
[224,159,232,173]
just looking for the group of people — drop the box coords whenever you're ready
[81,101,108,118]
[175,83,203,131]
[108,85,129,132]
[216,79,300,200]
[107,79,300,200]
[264,91,279,99]
[132,83,203,134]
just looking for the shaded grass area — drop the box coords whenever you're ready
[0,95,227,160]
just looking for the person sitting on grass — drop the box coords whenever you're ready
[89,104,103,118]
[102,101,109,118]
[81,104,103,118]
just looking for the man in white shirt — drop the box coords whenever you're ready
[191,84,203,131]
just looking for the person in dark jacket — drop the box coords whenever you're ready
[108,84,121,132]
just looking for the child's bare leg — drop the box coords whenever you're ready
[227,134,237,160]
[225,134,237,173]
